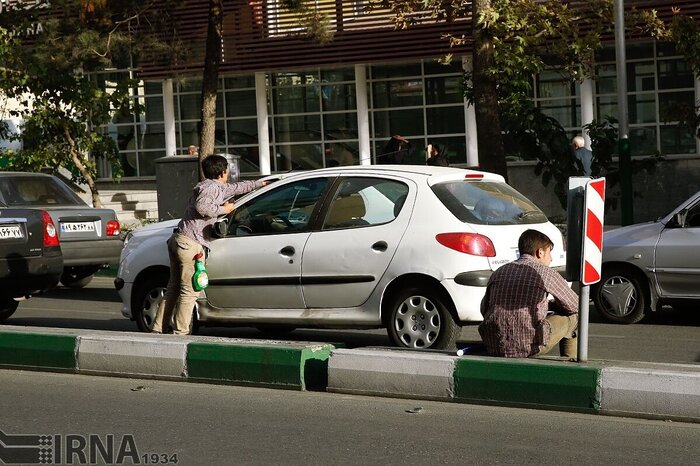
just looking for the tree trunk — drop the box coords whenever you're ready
[472,0,508,181]
[64,126,103,208]
[198,0,224,181]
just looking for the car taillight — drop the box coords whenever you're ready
[42,211,59,247]
[436,232,496,257]
[106,220,121,237]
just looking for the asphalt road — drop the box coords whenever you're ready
[1,369,699,465]
[5,277,700,365]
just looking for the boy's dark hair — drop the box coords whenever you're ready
[518,229,554,256]
[202,155,229,180]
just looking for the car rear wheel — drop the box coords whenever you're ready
[60,266,99,289]
[132,274,198,334]
[0,297,19,322]
[386,287,461,350]
[592,267,647,324]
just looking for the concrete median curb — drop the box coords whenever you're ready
[0,326,698,422]
[328,348,700,423]
[0,326,333,391]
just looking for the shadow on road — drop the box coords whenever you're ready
[38,285,121,303]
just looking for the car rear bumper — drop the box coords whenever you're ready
[60,238,123,266]
[0,252,63,297]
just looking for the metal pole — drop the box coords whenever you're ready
[614,0,634,225]
[577,284,590,362]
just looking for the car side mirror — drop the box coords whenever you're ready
[213,218,228,237]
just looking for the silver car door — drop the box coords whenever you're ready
[301,176,413,308]
[654,198,700,299]
[204,177,330,310]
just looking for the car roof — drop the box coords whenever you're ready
[269,165,506,184]
[0,171,54,178]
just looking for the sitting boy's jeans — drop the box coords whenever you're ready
[536,314,578,359]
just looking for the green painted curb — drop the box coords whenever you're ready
[0,331,77,370]
[454,358,601,411]
[186,342,334,390]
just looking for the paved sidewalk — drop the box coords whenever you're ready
[1,325,698,423]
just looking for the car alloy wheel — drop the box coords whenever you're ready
[592,267,646,324]
[387,287,460,350]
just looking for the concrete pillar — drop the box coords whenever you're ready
[355,64,371,165]
[162,79,177,157]
[462,56,479,167]
[580,78,594,149]
[255,72,271,175]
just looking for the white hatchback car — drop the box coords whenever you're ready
[115,165,566,349]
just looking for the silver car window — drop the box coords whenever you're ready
[322,177,409,230]
[227,177,328,236]
[432,180,548,225]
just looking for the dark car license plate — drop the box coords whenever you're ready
[0,225,24,239]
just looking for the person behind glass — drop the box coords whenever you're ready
[151,155,267,335]
[378,135,413,164]
[571,135,592,176]
[186,145,198,157]
[479,229,579,359]
[425,142,449,166]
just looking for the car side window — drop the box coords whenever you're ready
[685,202,700,228]
[322,177,409,230]
[227,178,328,236]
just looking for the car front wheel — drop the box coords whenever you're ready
[592,266,647,324]
[386,287,461,350]
[132,274,197,334]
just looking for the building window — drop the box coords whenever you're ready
[595,41,697,157]
[369,60,467,165]
[268,67,359,170]
[98,70,166,178]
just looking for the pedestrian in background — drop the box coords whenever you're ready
[571,135,592,176]
[425,142,449,166]
[479,229,579,359]
[379,135,413,164]
[151,155,267,335]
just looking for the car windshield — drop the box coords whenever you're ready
[0,175,86,207]
[431,180,548,225]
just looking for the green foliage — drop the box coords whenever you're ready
[0,2,182,201]
[281,0,334,45]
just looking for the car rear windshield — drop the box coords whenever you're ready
[0,175,86,207]
[431,180,548,225]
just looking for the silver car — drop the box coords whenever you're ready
[0,172,122,288]
[592,190,700,324]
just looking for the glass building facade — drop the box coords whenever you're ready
[96,41,699,180]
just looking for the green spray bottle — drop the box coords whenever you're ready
[192,252,209,291]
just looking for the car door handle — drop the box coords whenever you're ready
[280,246,296,257]
[372,241,388,252]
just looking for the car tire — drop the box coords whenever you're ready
[592,266,647,324]
[132,274,198,334]
[386,287,461,350]
[0,298,19,322]
[60,266,99,289]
